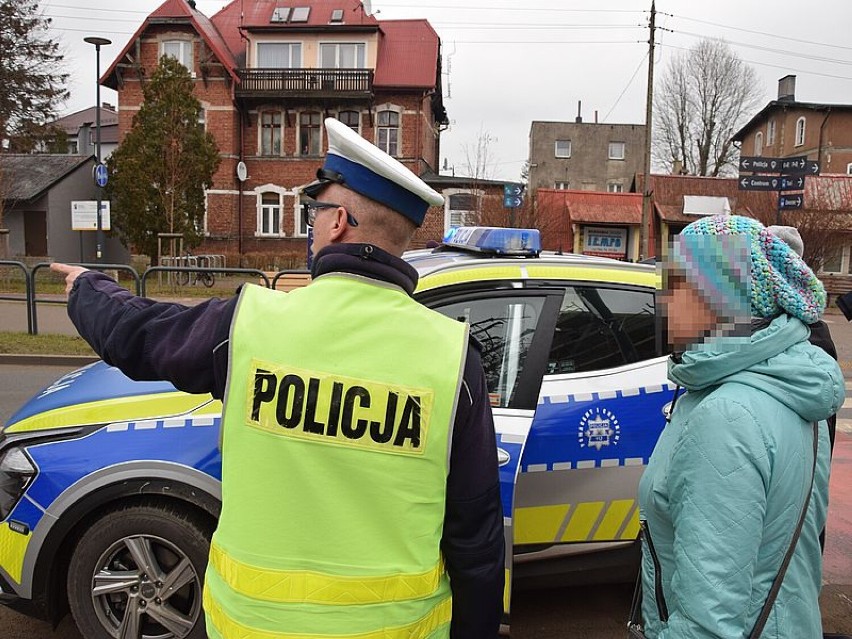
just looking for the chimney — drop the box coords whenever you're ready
[77,123,93,156]
[778,75,796,102]
[594,110,598,124]
[672,159,683,175]
[102,102,115,111]
[576,100,582,123]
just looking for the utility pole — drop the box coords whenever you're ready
[640,1,656,260]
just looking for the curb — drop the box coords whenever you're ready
[0,354,99,367]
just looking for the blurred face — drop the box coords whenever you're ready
[662,277,718,350]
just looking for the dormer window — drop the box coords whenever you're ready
[330,9,344,23]
[270,7,291,22]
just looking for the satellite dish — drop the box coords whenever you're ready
[362,0,373,16]
[236,161,247,182]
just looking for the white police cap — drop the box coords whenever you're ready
[304,118,443,227]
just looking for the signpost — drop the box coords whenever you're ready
[737,155,819,223]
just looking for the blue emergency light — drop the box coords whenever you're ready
[442,227,541,257]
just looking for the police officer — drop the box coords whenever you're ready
[52,118,504,638]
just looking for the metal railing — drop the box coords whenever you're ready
[0,261,311,335]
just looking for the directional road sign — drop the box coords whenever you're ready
[780,158,820,176]
[503,182,524,208]
[738,175,780,191]
[779,194,804,210]
[739,156,780,172]
[780,175,805,191]
[93,163,109,188]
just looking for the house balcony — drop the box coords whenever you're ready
[235,68,374,103]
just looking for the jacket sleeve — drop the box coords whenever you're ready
[67,271,236,398]
[658,399,771,639]
[443,343,505,638]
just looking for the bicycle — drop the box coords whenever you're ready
[176,254,215,288]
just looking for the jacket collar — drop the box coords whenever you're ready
[311,244,419,296]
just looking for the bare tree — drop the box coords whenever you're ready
[654,39,764,177]
[462,125,498,182]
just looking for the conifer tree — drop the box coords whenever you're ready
[107,56,220,262]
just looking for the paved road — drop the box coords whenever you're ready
[2,314,852,638]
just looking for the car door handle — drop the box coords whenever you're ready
[497,448,511,467]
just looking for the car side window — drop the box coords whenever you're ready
[547,286,656,374]
[435,295,546,408]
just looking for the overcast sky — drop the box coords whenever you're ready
[42,0,852,181]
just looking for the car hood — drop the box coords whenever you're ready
[4,361,217,434]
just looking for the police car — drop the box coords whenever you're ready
[0,227,674,638]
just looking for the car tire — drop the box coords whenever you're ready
[67,502,212,639]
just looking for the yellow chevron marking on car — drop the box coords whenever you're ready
[561,502,605,542]
[0,522,29,583]
[525,265,660,288]
[592,499,635,541]
[5,393,221,434]
[416,265,524,293]
[416,263,659,294]
[515,500,639,545]
[513,504,569,545]
[620,506,641,540]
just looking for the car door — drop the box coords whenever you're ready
[425,287,563,613]
[513,283,673,559]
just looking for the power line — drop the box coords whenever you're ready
[432,23,643,30]
[46,13,144,23]
[380,4,643,13]
[665,12,852,53]
[657,42,852,81]
[674,29,852,67]
[603,51,649,123]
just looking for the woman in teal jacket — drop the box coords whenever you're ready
[638,215,844,638]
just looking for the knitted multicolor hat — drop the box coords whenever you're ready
[670,215,825,324]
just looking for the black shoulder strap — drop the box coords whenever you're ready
[748,421,819,639]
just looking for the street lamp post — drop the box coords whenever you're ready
[84,36,112,262]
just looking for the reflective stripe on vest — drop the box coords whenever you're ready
[208,542,445,604]
[209,276,467,638]
[204,589,452,639]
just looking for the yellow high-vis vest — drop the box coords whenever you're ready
[205,275,468,639]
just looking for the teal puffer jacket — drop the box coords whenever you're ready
[638,315,844,638]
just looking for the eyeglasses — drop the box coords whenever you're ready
[304,201,359,228]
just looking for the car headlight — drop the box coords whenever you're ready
[0,447,36,520]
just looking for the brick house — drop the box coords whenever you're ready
[733,75,852,175]
[101,0,449,265]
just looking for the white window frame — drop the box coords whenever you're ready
[256,42,302,68]
[259,109,284,156]
[819,245,849,275]
[256,186,287,237]
[795,117,806,147]
[376,104,401,157]
[319,42,366,69]
[754,131,764,156]
[847,162,852,175]
[767,120,776,146]
[608,141,626,160]
[554,181,570,190]
[443,188,481,233]
[161,40,193,70]
[555,140,571,158]
[607,181,624,193]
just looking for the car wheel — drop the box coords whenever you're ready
[67,502,211,639]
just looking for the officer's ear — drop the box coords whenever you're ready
[328,206,349,243]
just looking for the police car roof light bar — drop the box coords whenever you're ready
[442,227,541,257]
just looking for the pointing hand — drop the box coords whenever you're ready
[50,263,90,296]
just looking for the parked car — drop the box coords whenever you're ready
[0,227,674,638]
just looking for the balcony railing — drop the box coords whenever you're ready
[236,68,373,99]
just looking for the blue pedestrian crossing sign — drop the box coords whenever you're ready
[93,163,109,188]
[503,183,524,208]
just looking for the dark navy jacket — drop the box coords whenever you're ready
[68,243,504,638]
